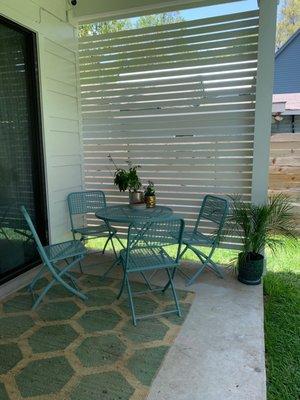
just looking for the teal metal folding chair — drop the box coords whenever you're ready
[21,206,87,309]
[177,195,229,286]
[118,217,185,326]
[67,191,121,269]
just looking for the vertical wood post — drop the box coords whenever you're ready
[251,0,278,204]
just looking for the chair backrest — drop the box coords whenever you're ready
[194,195,229,244]
[125,217,185,266]
[21,206,48,262]
[67,190,107,229]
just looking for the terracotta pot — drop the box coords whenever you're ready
[129,191,144,204]
[237,252,264,285]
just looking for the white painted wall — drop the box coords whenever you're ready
[0,0,84,242]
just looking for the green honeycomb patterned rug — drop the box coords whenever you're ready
[0,273,194,399]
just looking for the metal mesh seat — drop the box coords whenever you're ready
[67,191,120,263]
[178,194,229,285]
[118,217,185,326]
[120,247,176,272]
[44,240,86,262]
[21,206,87,309]
[73,225,117,237]
[181,229,214,246]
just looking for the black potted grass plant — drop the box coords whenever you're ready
[226,194,296,285]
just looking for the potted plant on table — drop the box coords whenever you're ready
[226,194,296,285]
[144,181,156,208]
[109,155,143,205]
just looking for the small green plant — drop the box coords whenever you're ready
[226,193,297,261]
[113,168,128,192]
[108,154,142,192]
[144,181,155,196]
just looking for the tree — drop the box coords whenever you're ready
[134,12,184,29]
[79,19,132,37]
[276,0,300,49]
[79,12,184,37]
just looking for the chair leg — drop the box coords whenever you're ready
[101,257,120,279]
[165,268,181,317]
[206,259,224,279]
[56,273,87,300]
[28,264,47,292]
[148,269,158,282]
[114,233,125,249]
[179,245,188,259]
[32,279,56,310]
[32,257,87,309]
[176,267,192,281]
[179,244,224,285]
[140,272,152,290]
[186,263,206,286]
[78,237,85,274]
[56,257,87,292]
[110,234,117,258]
[125,275,137,326]
[78,261,84,274]
[163,265,178,292]
[102,235,111,254]
[117,267,126,300]
[54,262,79,290]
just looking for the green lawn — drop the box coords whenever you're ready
[263,238,300,400]
[88,236,300,399]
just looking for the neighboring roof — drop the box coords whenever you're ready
[272,93,300,115]
[275,28,300,58]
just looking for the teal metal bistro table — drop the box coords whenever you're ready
[95,204,173,225]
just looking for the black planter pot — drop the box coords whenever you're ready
[237,252,264,285]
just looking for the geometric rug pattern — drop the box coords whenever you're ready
[0,273,194,399]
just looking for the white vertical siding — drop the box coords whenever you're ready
[0,0,83,242]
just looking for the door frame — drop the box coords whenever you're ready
[0,15,48,285]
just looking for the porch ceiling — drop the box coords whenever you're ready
[73,0,245,22]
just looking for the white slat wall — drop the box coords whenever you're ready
[79,9,259,247]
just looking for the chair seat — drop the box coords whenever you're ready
[182,229,214,246]
[120,247,177,272]
[44,240,86,262]
[73,224,116,237]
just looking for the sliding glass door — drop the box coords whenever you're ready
[0,17,47,284]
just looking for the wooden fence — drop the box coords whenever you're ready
[269,133,300,231]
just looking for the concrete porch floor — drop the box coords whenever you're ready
[0,253,266,400]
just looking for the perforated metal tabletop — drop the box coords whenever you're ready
[95,204,174,224]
